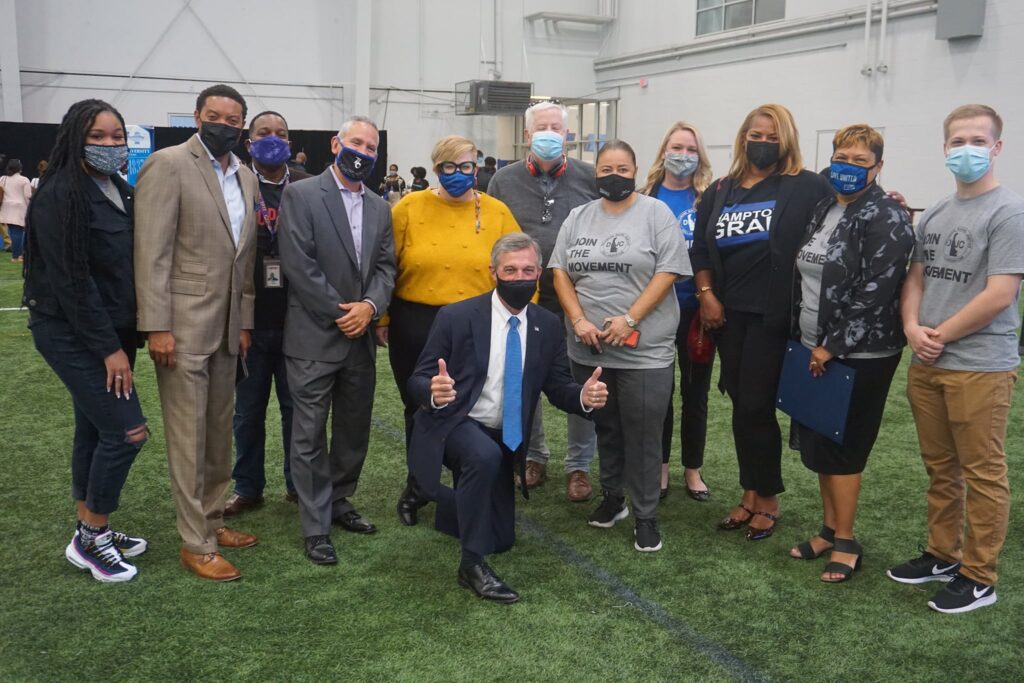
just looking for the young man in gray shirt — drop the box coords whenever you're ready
[487,101,600,501]
[890,104,1024,614]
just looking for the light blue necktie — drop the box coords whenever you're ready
[502,316,523,451]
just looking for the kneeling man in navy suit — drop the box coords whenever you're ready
[407,233,608,603]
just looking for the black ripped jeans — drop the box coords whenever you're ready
[30,313,146,515]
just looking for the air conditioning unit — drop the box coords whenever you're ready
[455,80,533,115]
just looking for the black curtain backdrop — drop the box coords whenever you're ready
[0,122,388,195]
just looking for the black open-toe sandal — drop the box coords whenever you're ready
[791,525,836,560]
[820,538,863,583]
[745,510,779,541]
[718,504,754,530]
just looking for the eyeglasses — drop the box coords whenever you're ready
[438,161,477,175]
[541,197,555,224]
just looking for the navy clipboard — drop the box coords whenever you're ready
[776,341,856,445]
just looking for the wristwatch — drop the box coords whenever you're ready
[695,286,713,298]
[624,313,638,328]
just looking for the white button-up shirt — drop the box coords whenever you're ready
[197,133,245,247]
[468,291,529,429]
[330,167,365,268]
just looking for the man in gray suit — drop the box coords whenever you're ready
[278,116,395,565]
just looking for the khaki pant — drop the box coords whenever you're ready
[0,223,10,250]
[906,364,1015,585]
[155,341,236,554]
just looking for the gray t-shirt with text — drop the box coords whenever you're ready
[911,185,1024,371]
[548,193,691,369]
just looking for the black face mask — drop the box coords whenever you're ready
[335,145,377,183]
[199,121,242,158]
[745,140,780,170]
[596,174,635,202]
[496,277,537,311]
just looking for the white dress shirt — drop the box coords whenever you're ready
[197,133,245,247]
[468,291,528,429]
[330,167,365,268]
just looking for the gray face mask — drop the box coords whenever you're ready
[83,144,129,176]
[664,153,699,180]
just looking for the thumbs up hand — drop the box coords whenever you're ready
[581,366,608,409]
[431,358,457,407]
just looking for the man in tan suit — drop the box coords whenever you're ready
[134,84,260,581]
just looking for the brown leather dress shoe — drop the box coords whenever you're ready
[215,527,258,548]
[566,470,593,502]
[524,461,547,489]
[223,493,264,517]
[180,549,241,582]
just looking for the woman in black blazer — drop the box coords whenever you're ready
[689,104,831,540]
[24,99,148,582]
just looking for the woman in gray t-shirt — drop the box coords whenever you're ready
[549,140,691,553]
[790,125,914,583]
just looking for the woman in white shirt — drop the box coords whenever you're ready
[0,159,33,261]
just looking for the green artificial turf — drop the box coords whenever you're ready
[1,256,1021,682]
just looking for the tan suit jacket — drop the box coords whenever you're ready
[134,135,257,355]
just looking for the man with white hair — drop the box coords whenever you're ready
[277,116,396,565]
[487,101,600,501]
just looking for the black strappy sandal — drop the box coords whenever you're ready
[820,538,863,583]
[745,510,779,541]
[791,525,836,560]
[718,504,754,530]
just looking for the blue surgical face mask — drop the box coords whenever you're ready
[828,160,873,195]
[530,130,564,161]
[945,144,992,184]
[438,170,475,197]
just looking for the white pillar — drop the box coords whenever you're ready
[353,0,371,117]
[0,0,23,121]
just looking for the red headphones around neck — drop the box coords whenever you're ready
[525,154,568,178]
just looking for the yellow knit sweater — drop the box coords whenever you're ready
[380,189,522,324]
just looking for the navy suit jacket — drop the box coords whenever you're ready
[407,291,588,501]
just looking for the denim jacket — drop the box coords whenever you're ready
[791,183,915,357]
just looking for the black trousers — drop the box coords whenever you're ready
[661,306,713,468]
[435,420,516,559]
[387,298,443,446]
[716,309,787,497]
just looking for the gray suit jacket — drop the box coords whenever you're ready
[278,168,396,362]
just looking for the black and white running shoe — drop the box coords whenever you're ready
[886,550,959,584]
[588,494,629,528]
[634,518,663,552]
[928,574,997,614]
[65,530,138,583]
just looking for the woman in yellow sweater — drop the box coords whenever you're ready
[375,135,522,525]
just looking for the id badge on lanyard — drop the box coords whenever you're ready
[256,173,288,289]
[263,257,283,288]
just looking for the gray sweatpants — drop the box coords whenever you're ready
[572,362,673,519]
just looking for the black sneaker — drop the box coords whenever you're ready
[75,529,148,558]
[588,494,629,528]
[927,574,997,614]
[65,530,138,583]
[887,549,960,584]
[634,518,663,552]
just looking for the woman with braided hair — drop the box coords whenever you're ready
[23,99,149,582]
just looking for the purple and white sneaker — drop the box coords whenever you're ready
[65,530,138,583]
[73,529,148,558]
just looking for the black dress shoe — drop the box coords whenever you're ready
[334,509,377,534]
[397,486,428,527]
[457,562,520,604]
[305,535,337,565]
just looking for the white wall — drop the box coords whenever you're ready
[1,0,601,178]
[599,0,1024,209]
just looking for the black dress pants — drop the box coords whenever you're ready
[716,309,787,497]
